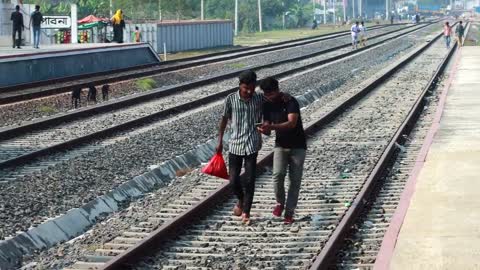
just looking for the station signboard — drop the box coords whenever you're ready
[41,16,71,29]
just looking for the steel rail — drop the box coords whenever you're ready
[0,24,408,104]
[0,22,439,171]
[99,22,450,270]
[309,22,462,270]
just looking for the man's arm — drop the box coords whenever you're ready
[265,113,299,131]
[216,116,228,153]
[216,97,231,153]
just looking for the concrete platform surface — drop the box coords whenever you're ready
[0,43,137,58]
[389,47,480,269]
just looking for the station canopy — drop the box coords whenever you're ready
[78,15,108,30]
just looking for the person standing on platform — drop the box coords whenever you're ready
[71,87,82,109]
[456,21,465,47]
[111,9,125,43]
[87,84,97,105]
[390,14,394,24]
[216,70,263,225]
[102,84,110,101]
[351,21,360,50]
[132,26,142,42]
[444,22,452,49]
[30,5,43,49]
[10,5,24,49]
[359,21,367,47]
[258,77,307,225]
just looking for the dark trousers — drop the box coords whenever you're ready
[12,27,21,47]
[72,97,80,108]
[229,152,258,215]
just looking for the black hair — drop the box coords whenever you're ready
[239,70,257,85]
[35,5,40,10]
[361,21,364,24]
[15,5,20,10]
[135,26,139,30]
[459,21,463,24]
[355,21,359,24]
[260,77,279,93]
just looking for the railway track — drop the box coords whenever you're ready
[0,22,439,174]
[0,24,399,104]
[56,22,455,270]
[331,22,466,270]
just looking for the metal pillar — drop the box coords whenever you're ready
[71,4,78,44]
[258,0,262,32]
[201,0,204,20]
[234,0,238,35]
[324,0,326,24]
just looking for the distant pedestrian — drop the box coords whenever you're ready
[415,14,420,24]
[351,21,360,50]
[359,21,367,47]
[216,70,263,225]
[259,77,307,225]
[87,84,97,104]
[71,87,82,109]
[10,5,24,49]
[312,19,318,30]
[111,9,125,43]
[444,22,452,49]
[102,84,110,101]
[456,21,465,47]
[30,5,43,49]
[390,14,394,24]
[132,26,142,42]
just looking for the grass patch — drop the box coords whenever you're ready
[136,78,157,92]
[38,105,57,114]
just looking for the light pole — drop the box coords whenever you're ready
[386,0,389,20]
[324,0,326,24]
[343,0,346,22]
[201,0,204,20]
[352,0,355,19]
[234,0,238,36]
[258,0,263,32]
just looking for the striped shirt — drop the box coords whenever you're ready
[223,91,264,156]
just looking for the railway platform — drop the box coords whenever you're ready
[0,42,161,89]
[375,46,480,269]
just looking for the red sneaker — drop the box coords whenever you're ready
[284,215,294,224]
[272,203,284,217]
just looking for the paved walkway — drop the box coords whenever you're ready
[377,46,480,269]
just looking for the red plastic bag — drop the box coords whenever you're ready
[201,153,229,180]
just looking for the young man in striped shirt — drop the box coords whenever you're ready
[216,70,263,225]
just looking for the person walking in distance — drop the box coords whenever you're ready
[10,5,24,49]
[351,21,360,50]
[444,22,452,49]
[216,70,263,225]
[87,84,97,105]
[30,5,43,49]
[456,21,465,47]
[359,21,367,47]
[258,77,307,224]
[71,87,82,109]
[102,84,110,101]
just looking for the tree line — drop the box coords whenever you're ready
[23,0,337,32]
